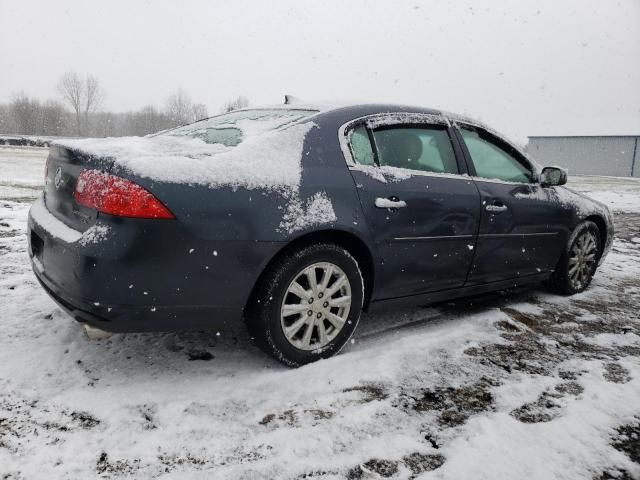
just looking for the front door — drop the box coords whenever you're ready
[345,116,481,299]
[454,124,568,284]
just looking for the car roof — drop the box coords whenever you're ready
[275,102,534,168]
[240,102,491,130]
[228,102,533,157]
[248,102,443,116]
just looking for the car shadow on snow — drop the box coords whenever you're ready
[65,285,544,386]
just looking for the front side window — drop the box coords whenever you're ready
[372,127,458,174]
[460,127,533,183]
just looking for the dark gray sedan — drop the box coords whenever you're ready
[28,104,614,366]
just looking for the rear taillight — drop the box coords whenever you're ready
[74,169,175,219]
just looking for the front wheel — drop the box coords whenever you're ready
[246,243,364,367]
[548,220,601,295]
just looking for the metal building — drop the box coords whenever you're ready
[526,136,640,178]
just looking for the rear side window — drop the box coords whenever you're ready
[372,127,458,174]
[349,126,375,166]
[460,128,533,183]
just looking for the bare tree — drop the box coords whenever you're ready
[117,105,172,136]
[137,105,171,134]
[221,95,249,113]
[0,85,212,138]
[83,75,104,135]
[165,89,194,126]
[0,93,67,136]
[57,71,83,135]
[40,100,67,136]
[10,92,40,135]
[0,104,11,133]
[192,103,208,122]
[57,71,104,136]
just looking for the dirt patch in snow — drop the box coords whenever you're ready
[347,453,446,479]
[612,213,640,243]
[342,384,389,403]
[348,459,399,479]
[96,452,141,476]
[596,470,637,480]
[603,363,632,384]
[70,410,101,429]
[259,407,334,427]
[511,389,567,423]
[259,410,297,426]
[611,421,640,464]
[400,378,496,427]
[465,289,640,380]
[0,396,101,456]
[554,381,584,395]
[402,452,446,476]
[597,421,640,479]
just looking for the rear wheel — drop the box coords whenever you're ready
[548,221,601,295]
[246,243,364,367]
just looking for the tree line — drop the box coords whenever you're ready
[0,70,249,138]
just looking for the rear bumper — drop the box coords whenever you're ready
[31,261,236,332]
[27,197,283,333]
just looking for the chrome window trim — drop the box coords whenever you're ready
[469,176,537,187]
[348,164,473,182]
[338,112,545,186]
[445,114,536,166]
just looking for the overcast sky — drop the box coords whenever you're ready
[1,0,639,142]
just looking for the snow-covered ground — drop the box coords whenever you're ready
[1,146,639,479]
[567,175,640,214]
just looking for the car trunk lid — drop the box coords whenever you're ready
[44,144,113,232]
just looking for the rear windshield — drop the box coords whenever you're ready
[161,109,317,147]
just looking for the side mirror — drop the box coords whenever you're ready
[540,166,567,187]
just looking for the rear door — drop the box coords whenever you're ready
[343,113,481,299]
[452,123,567,284]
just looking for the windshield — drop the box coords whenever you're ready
[161,109,317,147]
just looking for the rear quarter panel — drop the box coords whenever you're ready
[98,117,376,312]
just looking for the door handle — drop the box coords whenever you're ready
[375,197,407,209]
[485,204,508,213]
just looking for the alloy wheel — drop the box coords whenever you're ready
[568,231,598,290]
[280,262,352,351]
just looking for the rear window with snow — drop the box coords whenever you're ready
[162,109,317,147]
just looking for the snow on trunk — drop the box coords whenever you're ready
[54,122,315,193]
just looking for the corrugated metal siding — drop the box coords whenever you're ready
[526,136,640,177]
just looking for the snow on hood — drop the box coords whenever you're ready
[53,122,315,192]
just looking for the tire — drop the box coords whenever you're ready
[245,243,364,367]
[548,220,601,295]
